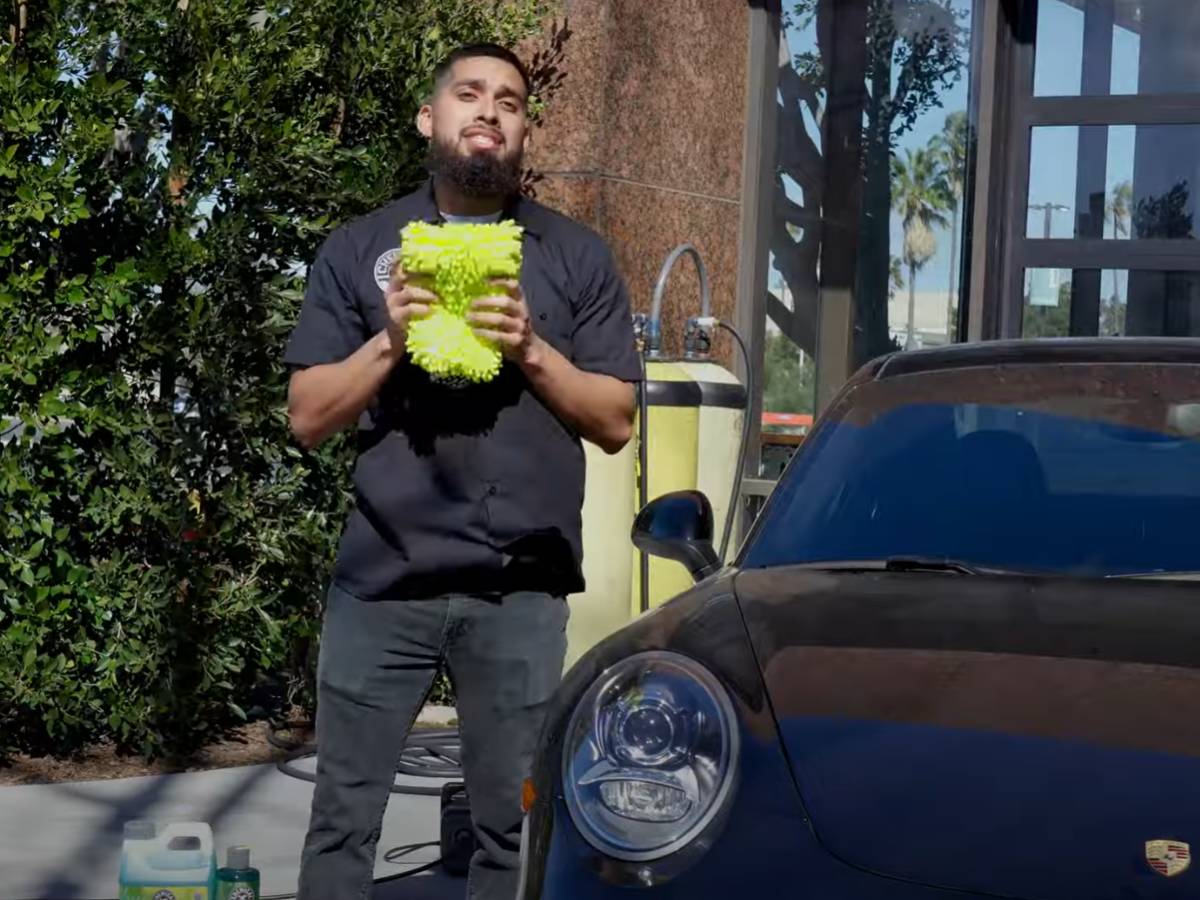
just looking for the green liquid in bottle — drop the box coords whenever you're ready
[215,846,260,900]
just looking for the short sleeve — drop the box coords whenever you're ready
[570,241,643,382]
[283,228,366,369]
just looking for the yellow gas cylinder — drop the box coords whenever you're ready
[631,360,703,615]
[566,432,637,668]
[632,354,748,615]
[674,360,746,562]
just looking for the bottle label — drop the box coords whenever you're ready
[120,888,209,900]
[217,882,258,900]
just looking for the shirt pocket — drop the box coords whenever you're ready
[523,274,574,358]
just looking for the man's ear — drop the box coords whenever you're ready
[416,103,433,139]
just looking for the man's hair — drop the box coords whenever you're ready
[431,43,532,100]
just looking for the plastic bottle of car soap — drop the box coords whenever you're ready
[216,846,260,900]
[119,821,215,900]
[118,820,157,898]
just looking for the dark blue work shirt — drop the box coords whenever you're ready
[284,180,642,600]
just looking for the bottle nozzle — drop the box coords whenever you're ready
[124,821,156,840]
[226,846,251,870]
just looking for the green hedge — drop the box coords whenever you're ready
[0,0,560,759]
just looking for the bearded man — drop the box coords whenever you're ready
[283,42,641,900]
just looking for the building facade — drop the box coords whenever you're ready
[531,0,1200,489]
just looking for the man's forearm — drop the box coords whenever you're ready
[517,337,635,454]
[288,330,401,449]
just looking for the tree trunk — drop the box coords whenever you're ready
[945,199,959,341]
[854,27,898,367]
[906,261,918,350]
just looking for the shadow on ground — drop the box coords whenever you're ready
[0,761,458,900]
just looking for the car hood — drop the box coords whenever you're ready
[734,566,1200,899]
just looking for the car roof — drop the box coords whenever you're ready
[875,337,1200,379]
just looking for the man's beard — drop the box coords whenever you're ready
[425,135,523,200]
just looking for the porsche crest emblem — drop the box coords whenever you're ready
[1146,840,1191,877]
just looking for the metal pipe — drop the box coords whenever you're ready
[637,359,650,614]
[648,244,711,354]
[716,321,754,562]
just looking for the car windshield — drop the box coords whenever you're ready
[742,362,1200,578]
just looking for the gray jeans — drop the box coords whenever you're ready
[297,583,569,900]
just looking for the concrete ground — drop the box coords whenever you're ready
[0,752,461,900]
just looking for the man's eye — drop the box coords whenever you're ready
[500,101,520,113]
[457,92,476,101]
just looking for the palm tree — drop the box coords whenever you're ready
[933,112,969,341]
[893,147,952,350]
[1107,180,1133,240]
[889,255,905,302]
[1103,180,1133,333]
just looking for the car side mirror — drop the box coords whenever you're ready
[632,490,721,582]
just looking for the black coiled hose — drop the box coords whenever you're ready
[267,722,462,796]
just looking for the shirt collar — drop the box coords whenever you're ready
[415,177,542,238]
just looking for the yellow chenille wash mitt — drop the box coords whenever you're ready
[399,220,523,384]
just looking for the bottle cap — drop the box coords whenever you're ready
[124,821,156,840]
[226,845,251,870]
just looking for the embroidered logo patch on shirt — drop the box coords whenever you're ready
[373,247,401,292]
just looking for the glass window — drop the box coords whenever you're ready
[763,7,825,422]
[1011,2,1200,341]
[869,0,975,357]
[1022,268,1074,336]
[1034,0,1200,97]
[765,0,977,393]
[744,364,1200,577]
[1026,127,1078,239]
[1123,270,1200,335]
[1023,269,1200,337]
[1027,124,1200,241]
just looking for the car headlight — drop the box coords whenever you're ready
[562,651,739,861]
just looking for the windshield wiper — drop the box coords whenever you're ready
[1110,571,1200,581]
[792,558,1040,576]
[794,557,988,575]
[882,556,984,575]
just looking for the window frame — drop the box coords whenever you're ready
[987,0,1200,339]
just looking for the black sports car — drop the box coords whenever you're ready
[519,339,1200,899]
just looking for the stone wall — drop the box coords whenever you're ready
[525,0,751,357]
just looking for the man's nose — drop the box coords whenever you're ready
[476,98,500,124]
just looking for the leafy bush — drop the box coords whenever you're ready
[0,0,560,759]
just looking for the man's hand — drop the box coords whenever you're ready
[468,279,539,365]
[465,278,633,454]
[384,266,437,356]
